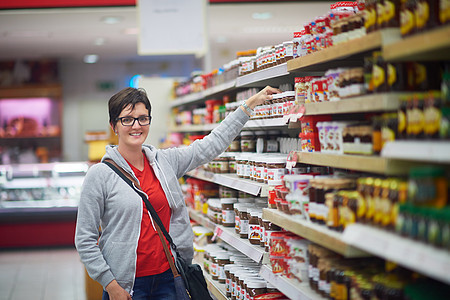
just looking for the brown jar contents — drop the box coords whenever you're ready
[248,209,261,245]
[239,208,249,239]
[216,253,230,284]
[247,280,267,299]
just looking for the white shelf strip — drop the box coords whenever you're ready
[342,223,450,284]
[186,169,267,197]
[236,63,289,87]
[245,117,288,129]
[381,141,450,164]
[189,209,266,264]
[259,265,325,300]
[215,225,266,263]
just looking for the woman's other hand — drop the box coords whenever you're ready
[105,280,132,300]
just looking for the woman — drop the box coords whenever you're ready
[75,85,280,300]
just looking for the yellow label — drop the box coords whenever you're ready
[424,106,442,135]
[387,63,397,87]
[377,3,385,26]
[415,2,430,29]
[373,64,386,89]
[385,1,396,22]
[398,110,406,134]
[400,9,415,35]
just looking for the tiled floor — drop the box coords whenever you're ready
[0,247,88,300]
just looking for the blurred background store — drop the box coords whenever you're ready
[1,1,449,300]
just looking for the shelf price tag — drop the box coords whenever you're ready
[212,227,223,242]
[286,151,298,170]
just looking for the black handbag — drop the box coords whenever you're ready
[103,160,212,300]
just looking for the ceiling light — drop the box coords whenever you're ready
[84,54,99,64]
[252,12,273,20]
[101,16,123,25]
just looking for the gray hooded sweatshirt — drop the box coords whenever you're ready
[75,107,250,294]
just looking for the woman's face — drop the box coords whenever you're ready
[114,102,150,149]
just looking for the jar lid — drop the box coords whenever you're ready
[215,252,230,260]
[247,280,267,289]
[221,198,238,204]
[240,131,254,136]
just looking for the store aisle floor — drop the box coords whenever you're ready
[0,247,87,300]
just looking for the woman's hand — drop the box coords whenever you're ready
[105,280,132,300]
[245,86,282,110]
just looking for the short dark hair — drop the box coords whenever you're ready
[108,87,152,128]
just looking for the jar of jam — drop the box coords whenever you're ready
[240,131,256,152]
[228,136,241,152]
[216,252,230,284]
[239,206,250,239]
[266,155,287,186]
[248,209,262,245]
[221,198,238,227]
[247,280,267,299]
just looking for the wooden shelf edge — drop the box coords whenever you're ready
[383,25,450,61]
[263,208,369,257]
[304,93,405,115]
[287,29,400,72]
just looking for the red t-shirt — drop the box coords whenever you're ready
[127,154,172,277]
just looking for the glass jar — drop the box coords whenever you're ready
[221,198,238,227]
[240,131,256,152]
[248,208,262,245]
[266,155,287,186]
[216,252,230,284]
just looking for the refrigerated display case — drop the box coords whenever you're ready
[0,161,89,248]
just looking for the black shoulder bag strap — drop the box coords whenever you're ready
[103,159,182,269]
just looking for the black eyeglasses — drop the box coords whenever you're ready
[116,115,152,126]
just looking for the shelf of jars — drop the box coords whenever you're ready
[303,93,408,116]
[383,24,450,61]
[170,80,236,108]
[189,208,268,264]
[262,208,368,258]
[186,168,269,197]
[287,29,401,73]
[259,265,325,300]
[198,261,227,300]
[235,62,293,88]
[342,223,450,285]
[295,152,418,176]
[381,141,450,164]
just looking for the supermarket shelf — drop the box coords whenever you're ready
[383,25,450,61]
[170,80,236,108]
[236,63,290,88]
[215,225,267,263]
[381,141,450,164]
[303,93,405,115]
[189,208,216,231]
[296,152,415,175]
[189,209,267,263]
[203,265,228,300]
[194,257,228,300]
[287,29,401,73]
[186,168,268,197]
[342,223,450,285]
[169,123,218,133]
[244,117,288,129]
[170,117,289,133]
[263,208,368,258]
[259,265,325,300]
